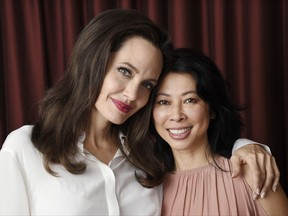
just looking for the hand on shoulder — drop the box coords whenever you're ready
[242,164,288,216]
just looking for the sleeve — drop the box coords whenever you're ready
[0,149,30,215]
[232,138,272,155]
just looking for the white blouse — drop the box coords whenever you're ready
[0,125,261,215]
[0,125,162,215]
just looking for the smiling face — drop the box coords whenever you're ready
[153,72,211,153]
[95,36,163,125]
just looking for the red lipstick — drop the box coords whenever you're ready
[111,98,132,113]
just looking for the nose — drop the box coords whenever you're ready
[123,81,138,102]
[169,104,186,122]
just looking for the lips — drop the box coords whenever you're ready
[167,127,192,140]
[111,98,132,113]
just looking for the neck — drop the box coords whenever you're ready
[172,140,212,171]
[83,109,119,164]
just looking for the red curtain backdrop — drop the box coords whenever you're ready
[1,0,287,191]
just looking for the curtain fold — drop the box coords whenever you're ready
[1,0,46,136]
[0,0,287,192]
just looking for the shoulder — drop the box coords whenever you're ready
[3,125,33,146]
[214,156,232,171]
[1,125,36,156]
[241,162,288,215]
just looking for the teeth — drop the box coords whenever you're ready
[168,128,190,134]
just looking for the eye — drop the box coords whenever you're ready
[142,82,155,91]
[157,100,169,105]
[118,67,132,77]
[184,98,197,104]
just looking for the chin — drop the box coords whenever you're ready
[111,118,128,125]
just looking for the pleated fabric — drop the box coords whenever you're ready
[162,157,267,216]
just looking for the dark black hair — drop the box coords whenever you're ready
[150,48,244,173]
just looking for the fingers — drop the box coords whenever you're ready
[262,156,280,192]
[258,154,273,198]
[271,156,280,192]
[255,155,280,198]
[230,152,262,199]
[232,143,281,200]
[230,155,242,178]
[245,153,263,199]
[242,147,280,199]
[258,155,277,197]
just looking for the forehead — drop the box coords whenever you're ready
[109,36,163,78]
[158,72,196,91]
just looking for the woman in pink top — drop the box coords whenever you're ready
[150,48,288,215]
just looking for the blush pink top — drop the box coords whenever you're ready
[162,156,267,215]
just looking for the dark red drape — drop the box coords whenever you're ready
[0,0,287,192]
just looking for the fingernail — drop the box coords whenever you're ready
[272,185,277,192]
[253,193,258,200]
[256,188,260,195]
[260,192,265,198]
[231,172,235,178]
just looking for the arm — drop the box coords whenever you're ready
[243,163,288,216]
[230,139,280,199]
[0,149,30,215]
[232,138,271,155]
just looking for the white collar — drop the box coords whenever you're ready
[77,131,129,156]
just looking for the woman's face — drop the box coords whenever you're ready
[95,36,163,125]
[153,72,211,152]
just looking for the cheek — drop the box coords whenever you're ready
[139,93,150,106]
[102,71,125,92]
[135,91,151,110]
[191,109,210,128]
[96,80,123,106]
[153,107,166,126]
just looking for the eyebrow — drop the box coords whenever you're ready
[156,90,197,97]
[121,62,159,83]
[122,62,138,73]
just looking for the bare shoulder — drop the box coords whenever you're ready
[242,164,288,216]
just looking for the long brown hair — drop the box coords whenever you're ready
[31,9,172,178]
